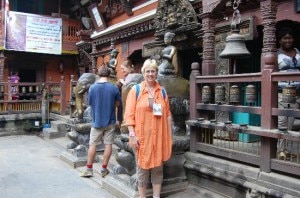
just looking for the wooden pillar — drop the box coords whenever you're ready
[189,62,201,152]
[60,76,66,115]
[0,52,4,82]
[260,0,278,173]
[201,13,216,76]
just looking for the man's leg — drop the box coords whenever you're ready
[80,127,102,177]
[103,144,112,166]
[80,144,96,177]
[87,144,97,165]
[101,124,116,177]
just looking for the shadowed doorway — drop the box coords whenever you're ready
[18,69,36,100]
[19,69,36,82]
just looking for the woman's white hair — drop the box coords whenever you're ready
[141,59,158,74]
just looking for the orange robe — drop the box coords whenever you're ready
[125,81,172,169]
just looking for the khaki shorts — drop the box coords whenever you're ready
[89,124,116,145]
[137,165,163,187]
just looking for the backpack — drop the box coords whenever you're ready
[135,84,166,100]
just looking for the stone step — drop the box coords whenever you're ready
[43,127,67,139]
[166,184,227,198]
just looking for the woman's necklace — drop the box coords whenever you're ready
[147,86,155,98]
[146,85,155,109]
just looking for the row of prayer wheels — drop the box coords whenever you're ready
[202,84,257,104]
[202,84,297,105]
[12,86,40,93]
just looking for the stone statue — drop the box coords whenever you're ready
[41,83,48,100]
[73,73,98,121]
[107,49,119,78]
[158,32,176,76]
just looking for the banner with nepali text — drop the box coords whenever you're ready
[5,11,62,55]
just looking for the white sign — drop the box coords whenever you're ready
[5,11,62,55]
[26,16,62,54]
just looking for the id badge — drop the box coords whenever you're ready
[153,103,162,116]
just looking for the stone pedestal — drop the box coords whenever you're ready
[102,152,188,198]
[41,100,48,125]
[60,146,100,168]
[103,135,190,198]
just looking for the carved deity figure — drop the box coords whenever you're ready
[107,49,119,77]
[158,32,176,76]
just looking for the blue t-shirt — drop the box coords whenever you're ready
[88,82,121,128]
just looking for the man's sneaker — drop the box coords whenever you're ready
[80,169,93,177]
[101,168,110,178]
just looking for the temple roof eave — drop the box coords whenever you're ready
[90,9,156,40]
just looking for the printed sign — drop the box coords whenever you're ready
[5,11,62,54]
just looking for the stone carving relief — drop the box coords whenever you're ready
[105,0,133,19]
[154,0,199,35]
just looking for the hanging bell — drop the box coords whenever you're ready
[219,2,251,60]
[219,31,251,59]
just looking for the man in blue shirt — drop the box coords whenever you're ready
[80,66,121,178]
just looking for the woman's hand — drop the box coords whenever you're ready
[129,136,139,150]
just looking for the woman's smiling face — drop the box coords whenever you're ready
[143,67,157,82]
[279,33,294,50]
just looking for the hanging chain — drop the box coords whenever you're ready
[233,0,241,11]
[231,0,242,31]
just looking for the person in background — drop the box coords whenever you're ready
[10,72,20,100]
[124,59,173,198]
[116,59,135,88]
[277,27,300,159]
[116,59,135,125]
[80,66,122,178]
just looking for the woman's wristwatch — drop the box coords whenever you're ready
[129,131,136,137]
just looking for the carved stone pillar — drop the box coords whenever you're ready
[260,0,278,71]
[201,14,216,76]
[91,43,97,73]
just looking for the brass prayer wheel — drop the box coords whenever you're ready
[29,86,33,93]
[202,85,212,103]
[282,85,296,104]
[22,86,26,93]
[229,85,240,103]
[215,85,225,104]
[245,84,257,104]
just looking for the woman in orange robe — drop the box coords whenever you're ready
[124,59,172,198]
